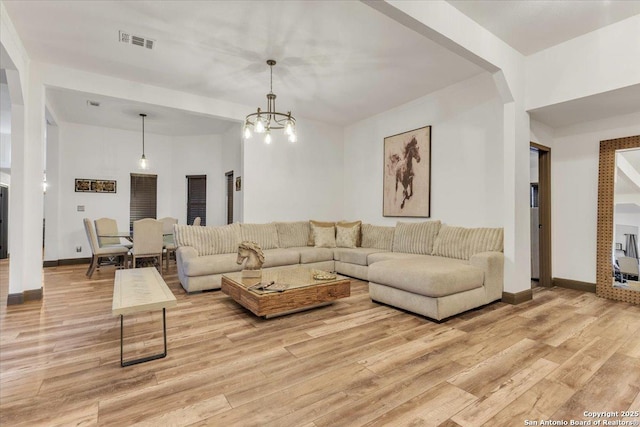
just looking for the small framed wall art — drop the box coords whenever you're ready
[383,125,431,217]
[75,178,117,193]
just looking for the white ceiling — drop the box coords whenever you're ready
[2,1,640,135]
[448,0,640,55]
[3,0,485,133]
[46,88,238,136]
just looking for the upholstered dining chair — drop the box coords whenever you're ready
[83,218,129,278]
[131,218,164,273]
[159,217,178,272]
[95,217,132,249]
[192,217,201,226]
[619,256,639,281]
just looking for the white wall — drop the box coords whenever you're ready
[170,134,226,227]
[49,121,229,260]
[543,112,640,283]
[344,73,504,227]
[242,117,344,223]
[0,132,10,185]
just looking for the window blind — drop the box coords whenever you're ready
[187,175,207,226]
[130,174,157,230]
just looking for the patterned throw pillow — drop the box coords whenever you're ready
[308,220,335,246]
[337,220,362,247]
[336,224,359,248]
[313,225,336,248]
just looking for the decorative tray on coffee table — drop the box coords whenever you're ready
[312,271,337,281]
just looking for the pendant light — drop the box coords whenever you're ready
[139,113,148,170]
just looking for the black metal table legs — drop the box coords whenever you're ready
[120,308,167,367]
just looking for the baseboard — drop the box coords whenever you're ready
[7,287,43,305]
[43,257,91,267]
[7,293,23,305]
[552,277,596,293]
[502,289,533,305]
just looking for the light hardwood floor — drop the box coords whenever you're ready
[1,259,639,426]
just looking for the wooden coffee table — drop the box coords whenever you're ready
[112,267,177,367]
[221,267,350,318]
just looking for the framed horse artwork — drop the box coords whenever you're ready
[383,125,431,217]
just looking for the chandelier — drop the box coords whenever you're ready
[243,59,297,144]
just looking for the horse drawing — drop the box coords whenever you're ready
[236,241,265,270]
[390,136,421,209]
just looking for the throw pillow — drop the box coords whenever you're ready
[361,224,395,251]
[174,223,240,256]
[336,224,358,248]
[240,223,279,250]
[275,221,310,248]
[431,225,504,260]
[392,220,441,254]
[313,225,337,248]
[308,220,336,246]
[337,220,362,247]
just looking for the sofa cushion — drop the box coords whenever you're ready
[334,247,386,266]
[297,247,335,264]
[308,220,335,246]
[432,225,504,260]
[182,253,242,276]
[337,220,362,247]
[336,223,359,248]
[261,248,300,268]
[367,251,425,265]
[174,223,240,256]
[369,257,484,298]
[314,225,337,248]
[240,223,279,250]
[361,224,395,251]
[275,221,310,248]
[392,220,441,254]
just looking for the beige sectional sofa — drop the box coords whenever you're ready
[174,219,504,321]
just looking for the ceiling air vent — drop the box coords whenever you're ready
[119,31,155,50]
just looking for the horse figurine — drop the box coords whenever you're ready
[237,241,265,277]
[391,136,421,209]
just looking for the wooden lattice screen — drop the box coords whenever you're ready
[596,135,640,304]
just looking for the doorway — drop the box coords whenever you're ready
[0,185,7,259]
[530,142,552,288]
[225,171,234,225]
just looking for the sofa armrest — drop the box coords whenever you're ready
[177,246,198,261]
[469,251,504,302]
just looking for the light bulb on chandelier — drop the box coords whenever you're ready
[243,60,297,144]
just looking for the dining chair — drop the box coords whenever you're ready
[83,218,129,278]
[131,218,164,273]
[159,217,178,272]
[192,217,201,226]
[95,217,132,249]
[618,256,639,281]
